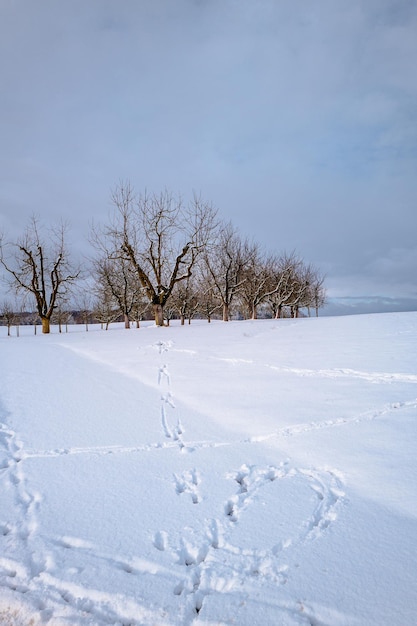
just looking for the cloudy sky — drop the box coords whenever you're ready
[1,0,416,301]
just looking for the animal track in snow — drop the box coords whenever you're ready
[250,398,417,444]
[155,461,345,621]
[158,364,171,386]
[0,420,50,589]
[33,571,170,625]
[23,437,229,461]
[275,366,417,384]
[213,356,417,385]
[155,340,187,451]
[2,533,170,623]
[155,340,173,355]
[173,469,201,504]
[224,463,287,523]
[161,391,175,410]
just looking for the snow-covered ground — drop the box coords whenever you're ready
[0,313,416,626]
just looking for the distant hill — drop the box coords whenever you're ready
[322,296,417,316]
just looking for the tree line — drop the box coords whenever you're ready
[0,182,326,334]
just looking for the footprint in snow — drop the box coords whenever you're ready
[158,364,171,386]
[155,340,173,354]
[173,469,201,504]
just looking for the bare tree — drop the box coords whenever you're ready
[0,217,79,334]
[203,222,247,322]
[93,254,143,329]
[292,264,326,317]
[131,295,151,328]
[52,302,71,333]
[265,252,301,319]
[197,275,222,323]
[192,259,222,323]
[163,303,177,327]
[171,274,200,325]
[0,300,16,336]
[92,289,120,330]
[23,307,41,335]
[239,244,289,320]
[287,261,318,318]
[98,182,217,326]
[310,270,327,317]
[91,217,142,329]
[74,291,93,331]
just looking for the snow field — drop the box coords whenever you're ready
[0,313,417,625]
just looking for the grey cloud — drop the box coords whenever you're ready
[0,0,416,302]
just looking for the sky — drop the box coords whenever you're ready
[1,0,416,303]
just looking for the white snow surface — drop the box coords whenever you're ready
[0,313,416,626]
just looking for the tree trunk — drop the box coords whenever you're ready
[180,315,185,325]
[124,313,130,329]
[153,303,164,326]
[41,317,50,334]
[222,303,229,322]
[252,305,258,320]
